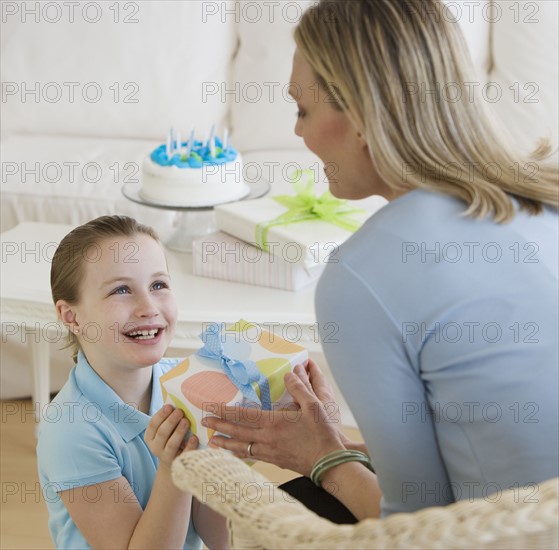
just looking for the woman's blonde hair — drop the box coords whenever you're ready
[51,215,160,362]
[294,0,558,221]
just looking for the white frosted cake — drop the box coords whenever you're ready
[140,131,249,207]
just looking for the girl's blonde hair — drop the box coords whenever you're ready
[294,0,558,221]
[51,215,160,362]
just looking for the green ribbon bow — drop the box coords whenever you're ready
[255,170,366,252]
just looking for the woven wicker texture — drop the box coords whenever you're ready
[172,449,559,549]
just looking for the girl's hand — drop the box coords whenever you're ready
[144,405,198,470]
[201,362,346,477]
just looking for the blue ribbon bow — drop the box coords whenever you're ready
[197,323,272,410]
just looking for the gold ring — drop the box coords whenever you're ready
[247,441,255,457]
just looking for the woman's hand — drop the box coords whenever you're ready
[202,361,347,477]
[144,405,198,471]
[303,358,342,423]
[303,360,369,455]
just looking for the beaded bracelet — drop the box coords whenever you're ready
[310,449,374,487]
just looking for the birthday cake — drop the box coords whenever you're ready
[140,129,250,207]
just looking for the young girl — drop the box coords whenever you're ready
[37,215,229,549]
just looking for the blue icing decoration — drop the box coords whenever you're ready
[150,137,238,169]
[189,157,203,168]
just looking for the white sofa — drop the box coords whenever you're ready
[1,0,558,398]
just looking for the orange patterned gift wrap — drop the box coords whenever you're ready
[159,320,308,447]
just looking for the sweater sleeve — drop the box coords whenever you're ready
[315,260,454,516]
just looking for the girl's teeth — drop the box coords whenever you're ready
[127,329,159,339]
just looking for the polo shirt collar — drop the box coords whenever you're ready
[74,351,164,442]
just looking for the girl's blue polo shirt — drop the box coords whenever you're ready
[37,351,202,550]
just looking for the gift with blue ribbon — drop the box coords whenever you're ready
[197,323,272,410]
[159,319,308,448]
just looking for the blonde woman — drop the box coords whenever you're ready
[204,0,559,521]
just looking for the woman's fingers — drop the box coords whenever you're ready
[307,361,338,402]
[305,358,319,373]
[307,359,330,389]
[209,435,259,459]
[294,363,314,393]
[202,415,258,440]
[203,403,267,427]
[307,358,324,378]
[284,368,317,405]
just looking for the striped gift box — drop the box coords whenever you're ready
[192,232,324,291]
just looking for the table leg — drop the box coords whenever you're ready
[30,338,50,427]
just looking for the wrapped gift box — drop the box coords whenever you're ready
[192,231,324,291]
[214,196,370,269]
[160,320,308,447]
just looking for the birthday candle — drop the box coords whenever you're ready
[169,126,176,158]
[185,128,195,157]
[223,128,229,151]
[175,131,181,156]
[208,124,216,158]
[210,135,216,158]
[166,128,172,158]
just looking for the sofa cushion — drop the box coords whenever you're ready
[230,0,314,153]
[230,0,490,154]
[0,134,176,232]
[489,0,559,154]
[0,0,236,140]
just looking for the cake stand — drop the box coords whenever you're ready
[122,180,270,253]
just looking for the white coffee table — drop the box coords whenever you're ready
[1,222,322,421]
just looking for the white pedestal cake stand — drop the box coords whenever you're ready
[122,180,270,253]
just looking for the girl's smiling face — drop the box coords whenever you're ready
[58,234,178,373]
